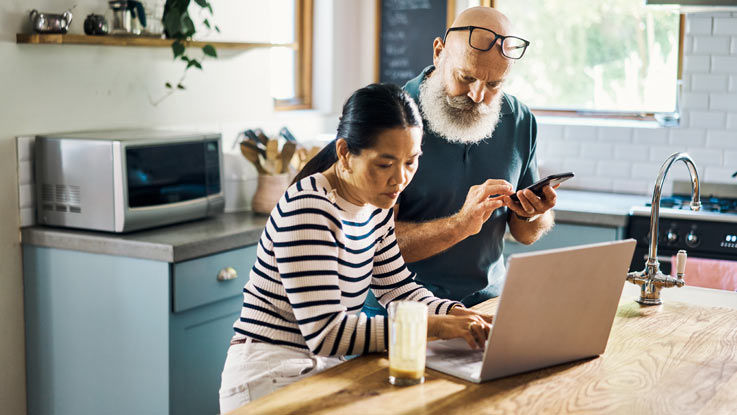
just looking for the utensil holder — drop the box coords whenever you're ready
[251,173,290,215]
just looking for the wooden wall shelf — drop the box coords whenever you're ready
[16,33,297,50]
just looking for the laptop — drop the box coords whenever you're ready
[425,239,637,383]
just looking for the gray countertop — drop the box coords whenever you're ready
[21,212,268,263]
[554,189,650,227]
[21,190,651,262]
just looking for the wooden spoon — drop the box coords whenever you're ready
[280,142,297,174]
[240,142,266,174]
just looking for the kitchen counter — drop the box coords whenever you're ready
[554,189,649,228]
[20,190,649,262]
[21,212,268,262]
[230,283,737,415]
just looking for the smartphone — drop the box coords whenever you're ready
[509,172,574,202]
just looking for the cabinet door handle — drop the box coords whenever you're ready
[217,267,238,281]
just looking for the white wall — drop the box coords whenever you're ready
[2,1,375,413]
[536,11,737,195]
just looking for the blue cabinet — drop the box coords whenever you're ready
[23,244,256,415]
[504,223,624,256]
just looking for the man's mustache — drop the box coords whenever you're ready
[445,94,492,114]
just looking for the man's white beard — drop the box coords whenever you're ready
[419,68,503,145]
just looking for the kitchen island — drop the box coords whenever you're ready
[230,283,737,415]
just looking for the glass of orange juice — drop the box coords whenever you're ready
[388,301,427,386]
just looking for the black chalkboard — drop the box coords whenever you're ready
[378,0,449,87]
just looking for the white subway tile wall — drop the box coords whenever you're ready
[710,92,737,110]
[711,56,737,73]
[687,16,712,35]
[684,55,711,72]
[692,73,730,91]
[725,150,737,165]
[693,36,731,54]
[713,17,737,35]
[671,128,707,146]
[633,127,669,145]
[728,113,737,128]
[538,11,737,195]
[598,126,633,143]
[613,179,650,194]
[613,144,650,162]
[707,130,737,149]
[16,136,35,227]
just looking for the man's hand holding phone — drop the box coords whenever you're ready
[504,172,574,221]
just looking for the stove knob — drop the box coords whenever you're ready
[666,230,678,244]
[685,231,700,247]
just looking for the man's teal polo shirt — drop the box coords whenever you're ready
[398,65,539,306]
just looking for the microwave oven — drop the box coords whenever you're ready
[35,130,225,233]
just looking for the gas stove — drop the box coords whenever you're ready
[629,181,737,223]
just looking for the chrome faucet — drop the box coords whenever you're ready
[626,152,701,305]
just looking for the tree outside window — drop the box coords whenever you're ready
[494,0,681,115]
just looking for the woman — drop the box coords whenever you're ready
[219,83,493,412]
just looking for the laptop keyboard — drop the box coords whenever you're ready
[426,339,485,379]
[431,347,484,365]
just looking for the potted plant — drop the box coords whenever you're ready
[157,0,218,100]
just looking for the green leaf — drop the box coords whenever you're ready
[182,16,196,37]
[194,0,208,8]
[202,44,217,58]
[206,3,213,14]
[203,19,211,29]
[215,25,221,33]
[187,59,203,70]
[177,83,186,90]
[180,55,190,63]
[171,40,185,58]
[165,82,173,89]
[164,11,182,36]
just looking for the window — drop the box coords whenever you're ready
[493,0,682,116]
[269,0,313,110]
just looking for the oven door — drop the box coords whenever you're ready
[630,245,737,291]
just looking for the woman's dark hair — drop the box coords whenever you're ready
[292,83,422,185]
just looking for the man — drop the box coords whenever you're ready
[365,7,558,313]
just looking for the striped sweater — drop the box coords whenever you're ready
[233,173,461,356]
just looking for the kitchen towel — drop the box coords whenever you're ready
[672,256,737,291]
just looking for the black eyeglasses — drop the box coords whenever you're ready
[443,25,530,60]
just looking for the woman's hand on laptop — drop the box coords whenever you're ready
[427,310,493,349]
[448,305,494,324]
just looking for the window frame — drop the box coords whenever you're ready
[273,0,314,111]
[488,1,685,121]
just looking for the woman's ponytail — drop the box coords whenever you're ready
[292,83,422,186]
[291,140,338,185]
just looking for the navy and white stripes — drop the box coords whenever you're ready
[233,173,460,356]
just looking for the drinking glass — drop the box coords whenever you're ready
[388,301,428,386]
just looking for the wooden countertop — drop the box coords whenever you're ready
[229,284,737,415]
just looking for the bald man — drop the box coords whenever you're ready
[364,7,558,313]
